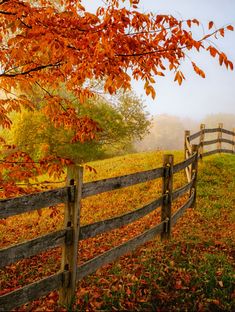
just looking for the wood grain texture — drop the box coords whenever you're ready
[171,193,195,226]
[81,167,164,198]
[202,150,219,157]
[79,197,163,240]
[204,128,220,134]
[59,166,83,306]
[201,149,234,157]
[173,153,197,173]
[217,123,223,151]
[220,138,235,145]
[0,229,66,268]
[161,155,173,240]
[220,149,235,154]
[185,138,192,153]
[201,138,235,146]
[199,124,205,156]
[77,221,165,281]
[188,130,201,141]
[0,272,64,311]
[190,145,199,208]
[202,139,219,146]
[185,166,191,183]
[0,187,70,219]
[221,128,234,136]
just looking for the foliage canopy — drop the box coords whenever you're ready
[0,0,233,196]
[8,89,150,163]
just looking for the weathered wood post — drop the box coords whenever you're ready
[199,124,205,159]
[184,130,191,182]
[59,165,83,307]
[184,130,191,159]
[217,123,223,152]
[161,154,174,240]
[190,144,199,208]
[233,128,235,153]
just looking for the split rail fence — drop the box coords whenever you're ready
[184,123,235,181]
[0,124,234,310]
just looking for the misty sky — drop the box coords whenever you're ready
[83,0,235,120]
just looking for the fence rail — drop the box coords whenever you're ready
[0,124,234,310]
[184,123,234,181]
[0,187,70,219]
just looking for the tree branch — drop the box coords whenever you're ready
[0,0,10,5]
[0,61,63,77]
[115,45,183,57]
[18,18,32,29]
[0,10,15,15]
[33,80,67,112]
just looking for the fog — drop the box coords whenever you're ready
[135,113,235,152]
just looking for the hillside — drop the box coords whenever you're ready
[0,152,234,311]
[77,153,235,311]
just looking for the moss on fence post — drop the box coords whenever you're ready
[161,154,174,240]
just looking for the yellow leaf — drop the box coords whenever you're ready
[218,281,224,287]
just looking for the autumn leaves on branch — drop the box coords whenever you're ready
[0,0,234,197]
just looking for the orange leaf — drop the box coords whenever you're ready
[187,20,191,28]
[219,28,225,37]
[174,70,185,85]
[175,280,182,290]
[208,21,214,29]
[228,60,234,70]
[192,62,205,78]
[219,54,224,66]
[207,46,218,57]
[192,19,199,26]
[227,25,234,31]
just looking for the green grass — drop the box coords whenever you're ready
[1,151,234,311]
[75,153,235,311]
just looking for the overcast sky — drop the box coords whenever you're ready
[83,0,235,120]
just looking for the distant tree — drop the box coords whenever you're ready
[181,117,198,134]
[202,113,235,130]
[8,90,150,164]
[135,114,185,151]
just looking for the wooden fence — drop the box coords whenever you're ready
[0,125,234,310]
[184,123,235,181]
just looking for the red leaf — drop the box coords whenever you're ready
[208,21,214,29]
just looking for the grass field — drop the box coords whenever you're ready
[0,151,234,311]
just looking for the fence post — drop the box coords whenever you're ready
[59,165,83,307]
[217,123,223,152]
[184,130,191,182]
[190,145,198,208]
[184,130,191,159]
[199,124,205,158]
[233,128,235,153]
[161,154,174,240]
